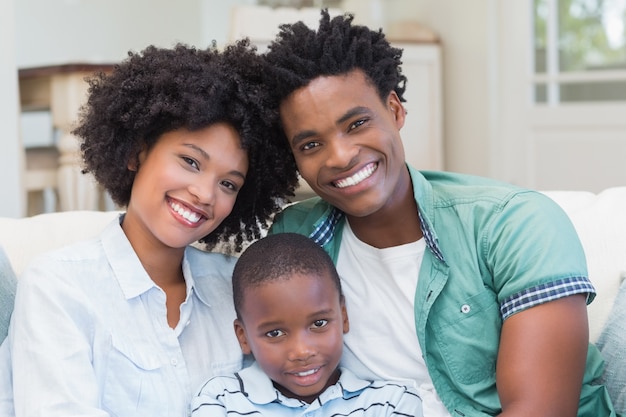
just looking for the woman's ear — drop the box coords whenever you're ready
[234,319,252,355]
[128,145,148,171]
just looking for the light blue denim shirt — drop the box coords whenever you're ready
[270,166,616,417]
[191,361,423,417]
[0,246,16,344]
[1,216,242,417]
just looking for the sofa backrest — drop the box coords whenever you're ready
[0,187,625,341]
[0,210,119,277]
[541,188,626,341]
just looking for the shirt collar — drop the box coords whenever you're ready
[308,165,446,264]
[238,362,373,408]
[101,215,156,299]
[100,214,204,303]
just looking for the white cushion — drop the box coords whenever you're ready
[542,187,626,341]
[0,210,119,277]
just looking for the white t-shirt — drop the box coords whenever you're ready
[337,220,451,417]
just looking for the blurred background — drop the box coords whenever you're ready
[1,0,625,217]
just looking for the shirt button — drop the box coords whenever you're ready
[171,358,179,366]
[461,304,471,314]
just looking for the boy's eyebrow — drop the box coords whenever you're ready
[289,106,370,148]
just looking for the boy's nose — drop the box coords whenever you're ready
[288,333,316,362]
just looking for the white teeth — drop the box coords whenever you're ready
[170,201,201,223]
[334,163,377,188]
[296,368,318,377]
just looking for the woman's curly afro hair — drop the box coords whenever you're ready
[263,9,407,108]
[73,41,299,252]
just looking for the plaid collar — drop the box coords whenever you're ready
[309,206,446,264]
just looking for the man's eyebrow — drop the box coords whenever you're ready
[336,106,369,125]
[290,106,370,148]
[291,130,318,148]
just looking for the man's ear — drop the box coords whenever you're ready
[387,91,406,129]
[234,319,252,355]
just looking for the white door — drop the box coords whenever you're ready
[496,0,626,192]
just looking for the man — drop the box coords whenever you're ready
[265,10,617,417]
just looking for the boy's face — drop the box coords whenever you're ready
[123,123,248,250]
[279,69,410,220]
[234,271,349,403]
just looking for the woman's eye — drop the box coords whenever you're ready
[265,329,285,338]
[182,156,199,169]
[220,180,239,192]
[312,319,328,329]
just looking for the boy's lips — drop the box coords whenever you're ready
[286,365,324,387]
[332,162,377,189]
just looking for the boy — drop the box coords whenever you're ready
[191,233,423,416]
[264,9,618,417]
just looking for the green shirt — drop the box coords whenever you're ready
[270,166,617,416]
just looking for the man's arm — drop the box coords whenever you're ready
[496,294,588,416]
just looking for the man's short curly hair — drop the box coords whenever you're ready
[263,9,407,106]
[73,41,299,252]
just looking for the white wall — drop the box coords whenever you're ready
[2,0,498,218]
[398,0,494,178]
[14,0,242,68]
[0,0,25,218]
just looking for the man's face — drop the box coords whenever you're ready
[279,69,410,220]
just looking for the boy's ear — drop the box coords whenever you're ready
[234,319,252,355]
[340,296,350,334]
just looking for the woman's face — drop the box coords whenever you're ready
[122,123,248,251]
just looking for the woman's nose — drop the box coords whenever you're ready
[188,181,215,205]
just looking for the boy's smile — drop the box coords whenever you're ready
[234,271,349,403]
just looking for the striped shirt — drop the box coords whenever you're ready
[191,362,423,417]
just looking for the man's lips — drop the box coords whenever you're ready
[333,162,377,188]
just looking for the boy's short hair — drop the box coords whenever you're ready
[232,233,342,318]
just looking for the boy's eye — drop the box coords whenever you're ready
[265,329,285,338]
[312,319,328,329]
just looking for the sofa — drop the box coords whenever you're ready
[1,188,626,340]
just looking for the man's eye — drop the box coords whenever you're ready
[265,329,285,338]
[349,119,367,131]
[302,141,320,151]
[312,319,328,329]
